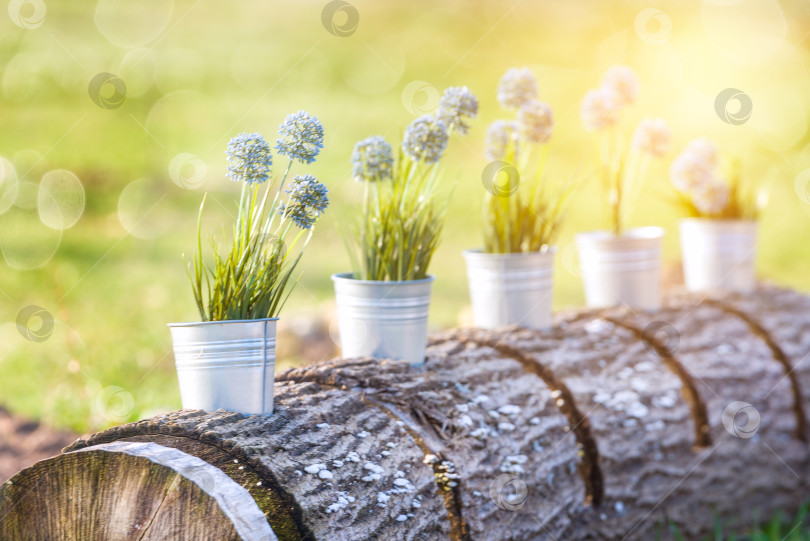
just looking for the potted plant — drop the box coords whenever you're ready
[575,66,671,310]
[669,138,760,292]
[334,86,478,365]
[464,67,572,330]
[168,112,330,415]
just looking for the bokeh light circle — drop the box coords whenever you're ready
[116,48,156,98]
[0,206,62,269]
[12,148,47,181]
[14,181,39,210]
[94,0,174,48]
[794,169,810,207]
[117,177,173,239]
[0,158,20,216]
[38,169,85,230]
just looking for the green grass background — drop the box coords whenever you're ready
[0,0,809,434]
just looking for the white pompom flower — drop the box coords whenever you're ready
[497,67,539,110]
[600,66,639,108]
[484,120,521,162]
[632,117,671,157]
[691,177,730,215]
[581,88,620,132]
[682,137,719,169]
[670,158,712,194]
[670,137,731,215]
[517,100,554,144]
[669,138,719,193]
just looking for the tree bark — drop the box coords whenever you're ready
[2,286,810,540]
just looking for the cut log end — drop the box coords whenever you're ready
[0,441,276,541]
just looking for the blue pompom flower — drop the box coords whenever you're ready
[438,86,479,135]
[401,115,449,164]
[275,110,325,164]
[351,136,394,182]
[280,174,329,229]
[225,132,272,184]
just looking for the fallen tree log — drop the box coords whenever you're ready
[2,286,810,540]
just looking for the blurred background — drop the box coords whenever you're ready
[1,0,809,447]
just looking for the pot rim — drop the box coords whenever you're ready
[576,226,664,242]
[331,272,435,285]
[679,217,757,226]
[463,246,557,259]
[167,317,279,328]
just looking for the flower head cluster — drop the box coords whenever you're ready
[670,138,718,192]
[226,133,272,184]
[600,66,639,107]
[351,85,474,183]
[402,115,449,163]
[484,120,520,162]
[497,67,539,110]
[631,117,671,157]
[276,110,324,164]
[517,100,554,144]
[690,178,729,215]
[438,86,479,135]
[351,136,393,182]
[581,66,639,132]
[486,68,553,162]
[670,138,729,215]
[682,137,718,166]
[580,88,619,132]
[280,174,329,229]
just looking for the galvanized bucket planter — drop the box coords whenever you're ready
[167,318,277,415]
[575,226,664,310]
[463,248,555,329]
[679,218,756,292]
[331,273,434,366]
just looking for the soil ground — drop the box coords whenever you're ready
[0,407,79,483]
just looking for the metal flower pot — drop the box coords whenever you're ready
[331,273,434,366]
[576,226,664,310]
[679,218,756,292]
[463,248,555,329]
[167,318,277,415]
